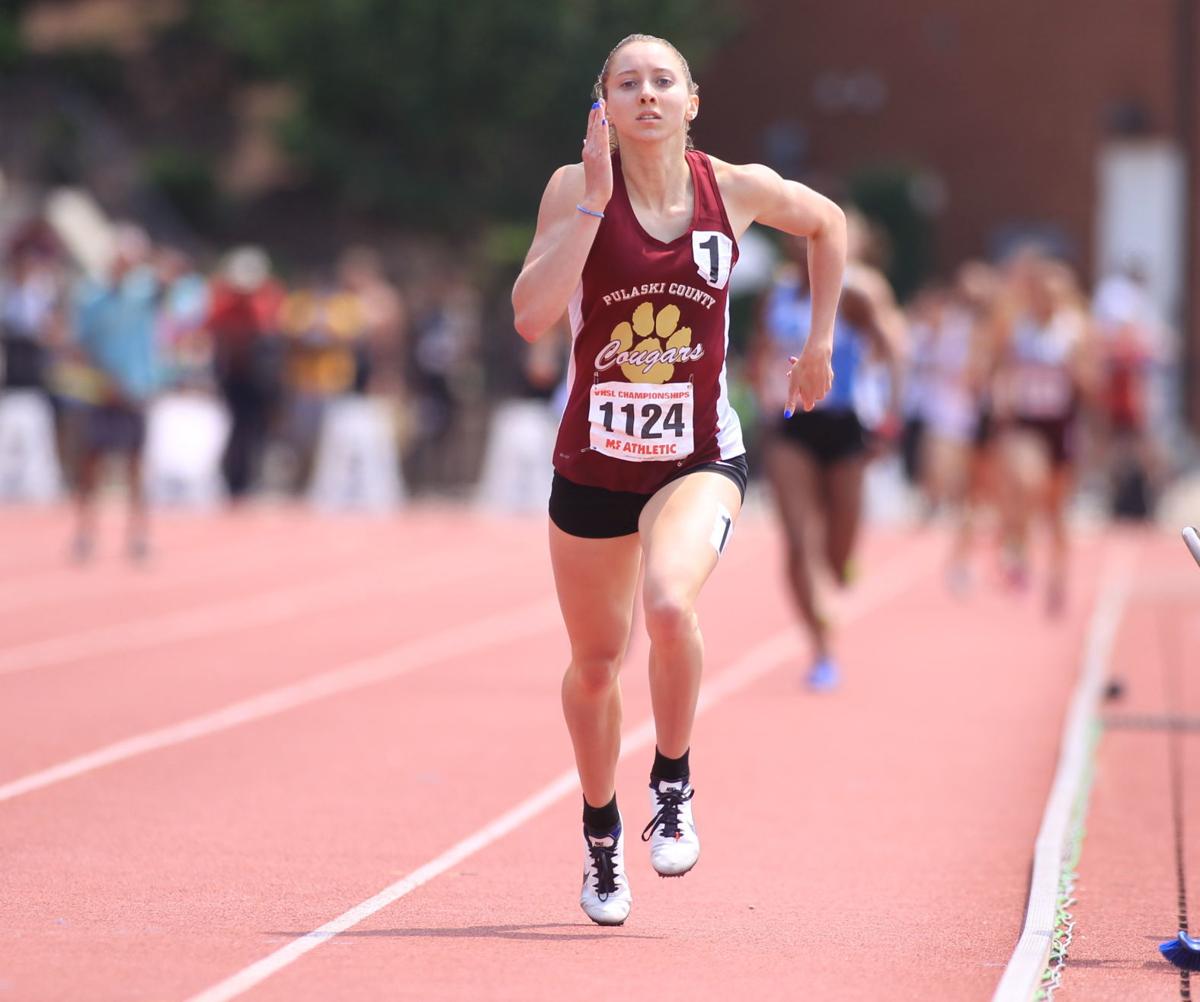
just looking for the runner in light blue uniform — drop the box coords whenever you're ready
[750,240,898,691]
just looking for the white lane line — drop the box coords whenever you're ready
[0,547,489,679]
[991,551,1133,1002]
[0,597,560,803]
[183,538,934,1002]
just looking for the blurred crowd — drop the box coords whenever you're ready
[0,214,493,518]
[896,245,1172,526]
[739,218,1178,655]
[747,227,1174,618]
[0,206,1178,575]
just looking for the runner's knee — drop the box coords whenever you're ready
[643,589,697,647]
[565,651,624,694]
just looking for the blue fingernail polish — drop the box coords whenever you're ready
[591,101,600,110]
[784,408,793,419]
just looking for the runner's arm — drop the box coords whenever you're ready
[513,102,613,342]
[722,163,846,350]
[512,165,600,343]
[720,162,846,411]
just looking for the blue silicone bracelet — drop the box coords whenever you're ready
[575,204,605,219]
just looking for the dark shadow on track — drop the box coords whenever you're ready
[1066,958,1178,970]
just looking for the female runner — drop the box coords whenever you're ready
[512,33,846,925]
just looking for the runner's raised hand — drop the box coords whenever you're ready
[580,100,613,214]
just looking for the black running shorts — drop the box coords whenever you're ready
[549,454,749,539]
[773,409,866,467]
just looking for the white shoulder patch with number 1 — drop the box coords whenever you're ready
[692,231,733,289]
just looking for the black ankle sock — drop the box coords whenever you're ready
[582,794,620,835]
[651,746,690,784]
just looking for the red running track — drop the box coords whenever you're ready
[1055,532,1200,1002]
[0,503,1193,1001]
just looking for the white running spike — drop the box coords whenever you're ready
[580,819,631,925]
[644,780,699,877]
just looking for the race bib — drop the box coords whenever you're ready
[1012,365,1073,418]
[588,381,694,462]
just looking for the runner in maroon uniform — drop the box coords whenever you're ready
[512,33,846,926]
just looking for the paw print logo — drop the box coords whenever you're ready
[613,302,693,383]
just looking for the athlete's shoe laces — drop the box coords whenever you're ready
[580,823,631,925]
[588,837,619,898]
[643,780,699,877]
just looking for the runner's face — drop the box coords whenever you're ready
[605,41,697,144]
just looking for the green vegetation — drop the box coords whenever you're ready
[143,147,219,228]
[195,0,738,235]
[34,111,82,185]
[0,9,24,71]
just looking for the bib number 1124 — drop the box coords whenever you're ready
[588,381,695,462]
[597,400,686,439]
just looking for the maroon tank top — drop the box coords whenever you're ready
[553,149,744,493]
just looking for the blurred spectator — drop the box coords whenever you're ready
[70,223,163,560]
[404,271,483,493]
[473,320,568,513]
[206,246,285,499]
[155,245,212,390]
[1092,266,1167,518]
[0,220,71,500]
[899,284,941,492]
[336,246,406,397]
[1,221,66,395]
[524,322,569,405]
[277,275,363,492]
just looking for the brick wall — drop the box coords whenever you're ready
[697,0,1181,279]
[696,0,1200,428]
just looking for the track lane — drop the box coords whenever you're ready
[1057,542,1200,1001]
[3,509,1176,1002]
[212,533,1116,1002]
[0,523,561,783]
[0,516,796,999]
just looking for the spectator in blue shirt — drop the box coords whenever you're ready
[71,224,163,562]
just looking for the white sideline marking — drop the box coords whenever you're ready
[184,540,933,1002]
[0,551,484,679]
[0,598,560,803]
[991,552,1132,1002]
